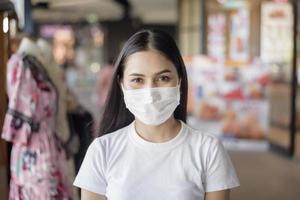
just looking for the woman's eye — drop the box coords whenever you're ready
[131,78,143,83]
[158,76,170,82]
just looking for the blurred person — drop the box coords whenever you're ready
[74,30,240,200]
[52,27,79,107]
[52,27,95,182]
[53,28,75,68]
[52,27,95,177]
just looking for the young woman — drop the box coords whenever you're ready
[74,29,240,200]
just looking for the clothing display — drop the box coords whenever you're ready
[74,120,240,200]
[1,38,71,199]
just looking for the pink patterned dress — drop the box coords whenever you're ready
[1,54,72,199]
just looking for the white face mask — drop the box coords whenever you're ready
[122,84,181,125]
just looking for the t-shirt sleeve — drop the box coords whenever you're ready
[73,138,107,195]
[204,137,240,192]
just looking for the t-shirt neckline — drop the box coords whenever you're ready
[128,120,187,152]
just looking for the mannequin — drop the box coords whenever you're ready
[37,39,71,143]
[37,38,79,200]
[2,37,72,199]
[16,37,42,59]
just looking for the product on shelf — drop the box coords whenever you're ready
[199,102,221,121]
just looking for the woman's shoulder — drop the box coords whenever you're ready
[92,123,132,149]
[183,122,228,165]
[183,122,222,148]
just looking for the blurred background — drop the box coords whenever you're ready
[0,0,300,199]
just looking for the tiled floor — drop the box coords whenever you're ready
[229,150,300,200]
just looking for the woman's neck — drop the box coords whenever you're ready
[134,117,181,143]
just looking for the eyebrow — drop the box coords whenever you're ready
[129,69,172,77]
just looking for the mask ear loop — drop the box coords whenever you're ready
[177,79,182,87]
[118,75,126,92]
[120,84,127,93]
[177,79,182,100]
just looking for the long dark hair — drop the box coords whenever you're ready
[98,29,188,136]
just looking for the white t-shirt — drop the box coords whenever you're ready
[74,121,240,200]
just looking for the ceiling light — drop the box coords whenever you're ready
[3,16,9,33]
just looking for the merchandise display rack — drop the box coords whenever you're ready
[269,0,299,158]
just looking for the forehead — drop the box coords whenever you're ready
[124,50,177,75]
